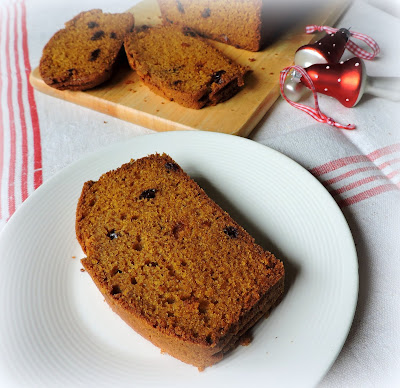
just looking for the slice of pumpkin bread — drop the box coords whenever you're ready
[76,153,284,370]
[124,25,249,108]
[39,9,134,90]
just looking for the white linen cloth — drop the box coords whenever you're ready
[0,0,399,386]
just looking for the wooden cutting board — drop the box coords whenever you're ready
[30,0,348,137]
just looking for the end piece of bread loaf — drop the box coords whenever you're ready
[124,25,249,108]
[157,0,265,51]
[75,153,285,370]
[39,9,134,90]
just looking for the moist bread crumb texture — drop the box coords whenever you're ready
[124,25,249,108]
[157,0,265,51]
[39,9,134,90]
[76,153,285,370]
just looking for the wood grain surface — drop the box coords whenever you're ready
[30,0,348,137]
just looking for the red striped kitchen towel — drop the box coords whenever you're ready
[311,143,400,208]
[0,0,42,229]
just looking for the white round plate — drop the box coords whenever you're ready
[0,131,358,388]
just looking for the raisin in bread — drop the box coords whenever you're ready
[75,153,285,370]
[123,25,249,108]
[39,9,134,90]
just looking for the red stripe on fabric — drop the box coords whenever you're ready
[311,144,400,177]
[5,4,16,217]
[329,175,387,196]
[387,169,400,179]
[321,166,379,186]
[337,184,399,208]
[0,8,4,219]
[21,0,42,189]
[368,143,400,161]
[377,157,400,170]
[14,2,29,202]
[310,155,369,177]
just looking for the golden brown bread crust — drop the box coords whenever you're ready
[123,25,249,109]
[76,153,284,369]
[39,9,134,91]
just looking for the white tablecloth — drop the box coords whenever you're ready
[1,0,399,386]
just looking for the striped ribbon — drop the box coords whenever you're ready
[305,25,380,60]
[0,0,42,225]
[280,65,356,130]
